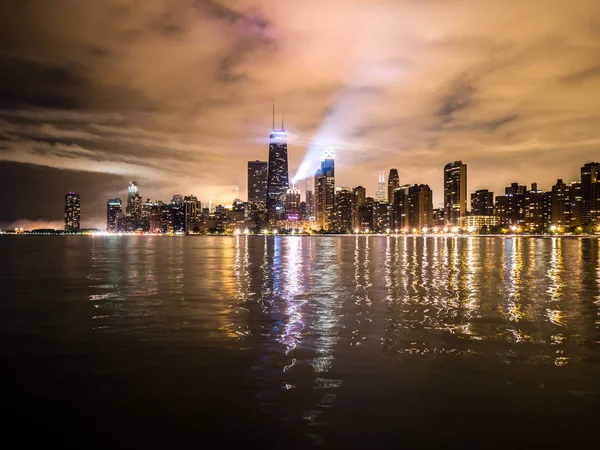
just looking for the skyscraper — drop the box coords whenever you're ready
[266,112,289,225]
[524,183,545,233]
[394,184,433,231]
[352,186,366,231]
[580,162,600,225]
[471,189,494,216]
[285,187,301,222]
[107,198,122,232]
[551,179,571,228]
[305,178,314,218]
[247,160,268,211]
[64,192,81,232]
[183,195,201,233]
[170,195,185,234]
[126,181,138,215]
[444,161,467,225]
[335,187,353,232]
[387,169,400,204]
[314,151,335,230]
[376,171,386,201]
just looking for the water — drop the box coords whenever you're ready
[1,235,600,448]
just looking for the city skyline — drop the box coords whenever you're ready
[17,157,595,234]
[1,1,600,229]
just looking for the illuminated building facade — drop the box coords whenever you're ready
[471,189,494,216]
[106,198,122,232]
[266,129,289,225]
[444,161,467,225]
[524,183,545,233]
[285,187,301,221]
[335,187,353,232]
[460,215,499,230]
[64,192,81,232]
[387,169,400,204]
[248,160,268,211]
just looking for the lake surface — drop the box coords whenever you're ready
[1,235,600,449]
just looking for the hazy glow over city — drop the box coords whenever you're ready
[1,0,599,229]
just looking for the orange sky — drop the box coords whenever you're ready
[1,0,599,227]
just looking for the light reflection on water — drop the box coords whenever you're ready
[3,235,600,447]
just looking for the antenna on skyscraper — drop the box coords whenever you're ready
[272,99,275,131]
[281,107,284,130]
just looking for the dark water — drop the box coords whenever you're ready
[1,235,600,449]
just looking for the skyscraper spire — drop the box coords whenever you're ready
[272,99,275,131]
[281,107,284,130]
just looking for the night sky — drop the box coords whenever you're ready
[1,0,599,229]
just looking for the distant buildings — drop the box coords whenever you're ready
[64,192,81,232]
[444,161,467,226]
[88,111,598,235]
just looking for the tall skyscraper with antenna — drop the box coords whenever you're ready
[266,103,289,225]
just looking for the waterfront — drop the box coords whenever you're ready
[1,235,599,448]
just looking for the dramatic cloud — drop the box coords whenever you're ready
[1,0,599,227]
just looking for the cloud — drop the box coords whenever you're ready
[0,0,599,222]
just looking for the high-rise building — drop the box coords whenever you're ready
[359,197,375,232]
[495,182,526,227]
[171,195,185,233]
[471,189,494,216]
[335,187,353,232]
[550,179,571,228]
[444,161,467,225]
[387,169,400,204]
[247,160,268,211]
[580,162,600,225]
[285,187,301,221]
[126,181,138,215]
[305,178,314,218]
[64,192,81,232]
[314,151,335,230]
[184,195,201,233]
[394,184,433,231]
[524,183,545,233]
[106,198,122,233]
[375,171,386,201]
[372,201,393,232]
[352,186,366,231]
[266,117,289,224]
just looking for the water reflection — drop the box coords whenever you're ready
[45,235,600,445]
